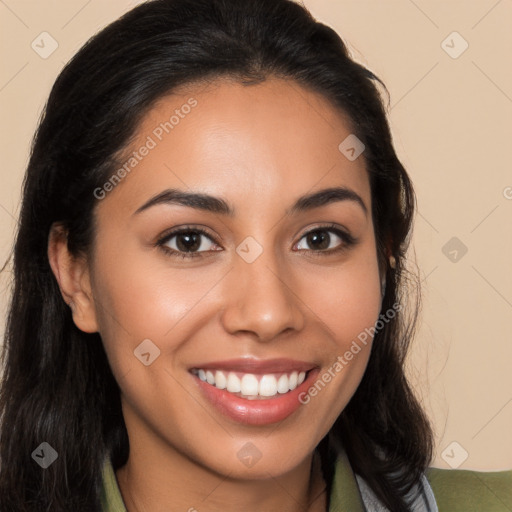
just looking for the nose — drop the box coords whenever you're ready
[220,247,305,343]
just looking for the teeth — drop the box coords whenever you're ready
[259,375,278,397]
[227,372,241,393]
[289,371,298,390]
[215,370,227,389]
[240,374,259,395]
[277,374,289,393]
[194,369,309,397]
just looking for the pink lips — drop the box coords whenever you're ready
[189,357,319,426]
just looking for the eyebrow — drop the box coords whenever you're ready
[133,186,368,217]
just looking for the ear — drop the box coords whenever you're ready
[47,223,99,333]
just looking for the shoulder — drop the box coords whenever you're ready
[426,466,512,512]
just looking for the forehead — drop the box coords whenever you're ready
[100,77,370,217]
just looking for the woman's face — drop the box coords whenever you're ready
[85,77,383,478]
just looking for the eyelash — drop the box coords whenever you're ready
[156,223,357,260]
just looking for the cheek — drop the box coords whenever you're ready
[90,245,227,371]
[302,251,383,350]
[288,247,383,436]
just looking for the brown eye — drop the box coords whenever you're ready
[158,227,221,259]
[294,225,356,255]
[302,230,332,250]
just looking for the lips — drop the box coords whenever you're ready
[188,357,319,425]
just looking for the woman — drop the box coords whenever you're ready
[0,0,510,511]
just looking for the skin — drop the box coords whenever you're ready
[48,77,384,512]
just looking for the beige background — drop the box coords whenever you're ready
[0,0,511,471]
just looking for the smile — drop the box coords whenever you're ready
[191,369,308,400]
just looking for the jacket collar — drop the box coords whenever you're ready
[329,446,366,511]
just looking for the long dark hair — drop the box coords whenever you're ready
[0,0,433,510]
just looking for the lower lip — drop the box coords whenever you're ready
[191,369,320,426]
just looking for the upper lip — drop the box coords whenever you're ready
[189,357,317,374]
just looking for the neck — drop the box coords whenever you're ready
[116,437,327,512]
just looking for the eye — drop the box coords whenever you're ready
[157,227,221,259]
[156,223,356,260]
[294,224,356,255]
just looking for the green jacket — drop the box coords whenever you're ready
[100,451,512,511]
